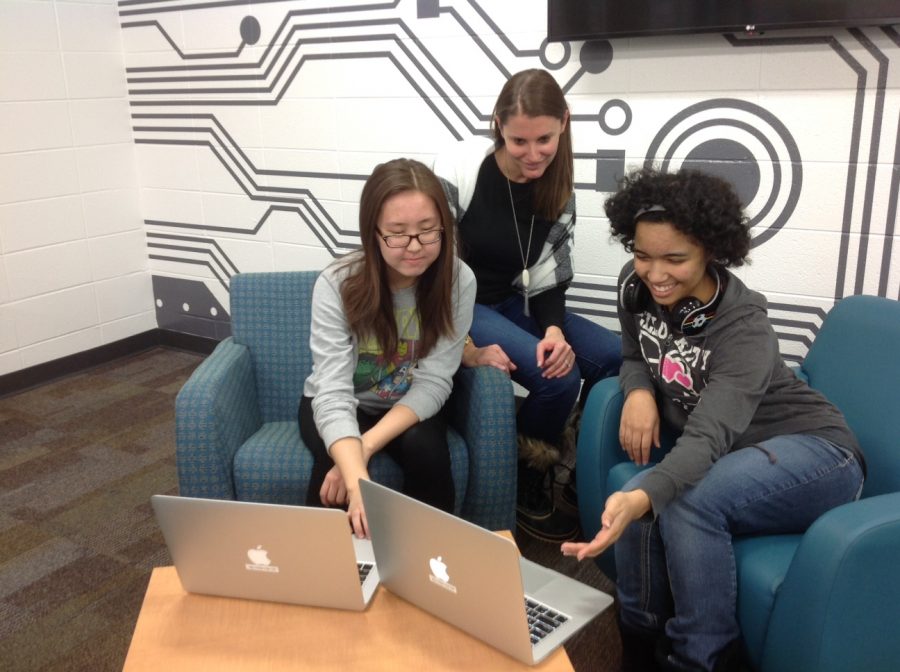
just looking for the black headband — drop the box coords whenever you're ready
[633,204,667,221]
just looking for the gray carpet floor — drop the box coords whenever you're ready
[0,347,621,671]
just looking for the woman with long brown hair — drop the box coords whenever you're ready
[299,158,476,538]
[434,69,621,541]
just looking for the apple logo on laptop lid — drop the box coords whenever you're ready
[428,555,457,593]
[246,545,279,573]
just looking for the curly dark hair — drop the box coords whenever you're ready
[604,167,751,267]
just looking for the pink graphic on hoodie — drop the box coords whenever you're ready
[661,355,694,390]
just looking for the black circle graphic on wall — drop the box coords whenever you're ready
[682,139,760,207]
[645,99,802,247]
[580,40,614,74]
[240,16,261,45]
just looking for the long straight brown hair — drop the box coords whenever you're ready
[340,158,458,358]
[491,69,574,220]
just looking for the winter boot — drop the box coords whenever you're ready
[515,435,578,542]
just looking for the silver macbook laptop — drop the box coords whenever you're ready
[151,494,379,610]
[359,480,614,665]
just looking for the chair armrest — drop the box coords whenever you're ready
[448,366,517,531]
[175,337,263,499]
[576,377,627,541]
[761,493,900,672]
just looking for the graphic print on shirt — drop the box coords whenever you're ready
[354,306,420,400]
[638,312,712,413]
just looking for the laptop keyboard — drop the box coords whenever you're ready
[525,597,569,646]
[357,562,374,585]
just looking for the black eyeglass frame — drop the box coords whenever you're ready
[377,228,444,248]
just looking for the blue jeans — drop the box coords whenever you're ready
[615,434,864,671]
[470,295,621,442]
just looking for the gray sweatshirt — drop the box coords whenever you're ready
[302,253,476,454]
[617,261,863,514]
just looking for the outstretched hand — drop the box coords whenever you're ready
[560,490,651,561]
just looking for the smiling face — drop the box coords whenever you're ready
[376,190,443,291]
[633,220,716,309]
[496,112,567,183]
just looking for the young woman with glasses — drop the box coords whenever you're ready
[299,158,475,538]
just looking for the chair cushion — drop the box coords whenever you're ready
[734,534,802,671]
[233,421,469,514]
[233,421,326,503]
[607,461,655,495]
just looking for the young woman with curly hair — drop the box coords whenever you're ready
[563,168,865,672]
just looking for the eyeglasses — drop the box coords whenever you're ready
[378,228,444,248]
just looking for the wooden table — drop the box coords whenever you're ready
[124,537,575,671]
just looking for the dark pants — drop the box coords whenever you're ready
[298,396,455,513]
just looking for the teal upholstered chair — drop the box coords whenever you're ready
[176,271,518,531]
[575,294,900,672]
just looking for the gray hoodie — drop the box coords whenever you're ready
[303,253,476,454]
[617,261,863,514]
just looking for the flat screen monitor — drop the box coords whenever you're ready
[548,1,900,42]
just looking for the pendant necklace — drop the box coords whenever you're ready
[505,160,535,316]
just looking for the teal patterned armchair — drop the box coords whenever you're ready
[175,271,518,531]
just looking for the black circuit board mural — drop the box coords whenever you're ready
[117,0,899,361]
